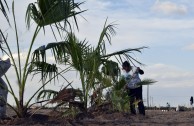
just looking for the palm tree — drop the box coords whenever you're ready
[30,19,148,111]
[0,0,85,117]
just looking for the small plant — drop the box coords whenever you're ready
[106,76,156,112]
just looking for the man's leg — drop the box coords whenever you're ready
[128,89,136,114]
[129,96,136,114]
[138,101,145,115]
[136,86,145,115]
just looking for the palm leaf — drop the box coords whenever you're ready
[0,0,10,24]
[26,0,86,30]
[32,33,92,70]
[101,46,148,66]
[28,61,59,83]
[37,89,58,101]
[97,19,117,55]
[32,42,70,64]
[136,78,157,86]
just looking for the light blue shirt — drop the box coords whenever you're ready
[123,66,141,89]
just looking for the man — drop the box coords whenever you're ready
[122,61,145,115]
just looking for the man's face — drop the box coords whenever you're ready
[122,66,131,72]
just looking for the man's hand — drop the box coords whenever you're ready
[137,67,144,75]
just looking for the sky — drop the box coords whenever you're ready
[1,0,194,107]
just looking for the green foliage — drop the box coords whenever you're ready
[106,77,129,112]
[101,60,120,82]
[107,76,156,112]
[114,76,126,90]
[110,89,129,112]
[26,0,86,30]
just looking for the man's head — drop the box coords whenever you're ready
[122,61,131,72]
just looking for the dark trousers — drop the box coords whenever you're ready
[128,86,145,115]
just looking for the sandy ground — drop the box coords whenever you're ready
[73,110,194,126]
[1,107,194,125]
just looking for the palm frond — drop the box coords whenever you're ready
[0,0,10,24]
[97,19,117,55]
[28,61,59,83]
[37,89,58,101]
[26,0,86,30]
[136,78,157,86]
[103,47,148,58]
[25,3,40,29]
[32,33,91,67]
[102,46,148,66]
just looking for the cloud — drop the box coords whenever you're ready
[151,1,188,15]
[143,63,194,88]
[2,0,194,54]
[75,14,194,52]
[183,43,194,50]
[82,0,111,10]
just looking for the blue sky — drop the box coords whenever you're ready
[1,0,194,107]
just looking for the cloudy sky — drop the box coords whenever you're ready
[1,0,194,107]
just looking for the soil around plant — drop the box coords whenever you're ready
[1,106,194,125]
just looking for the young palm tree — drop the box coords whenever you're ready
[30,19,149,111]
[0,0,85,117]
[107,77,156,112]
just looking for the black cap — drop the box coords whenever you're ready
[122,61,130,68]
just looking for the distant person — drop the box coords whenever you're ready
[190,96,193,108]
[176,105,180,111]
[122,61,145,115]
[166,102,170,111]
